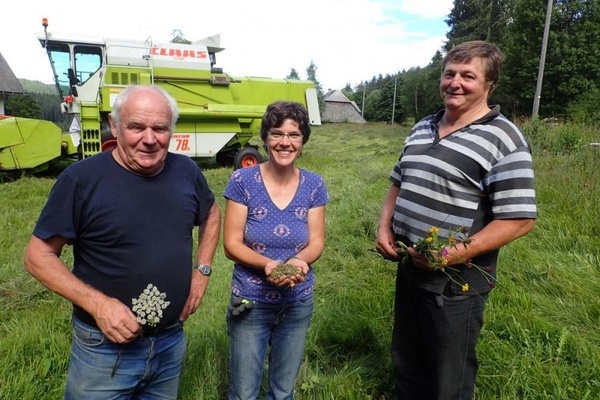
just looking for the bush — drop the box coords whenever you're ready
[567,87,600,125]
[521,119,597,155]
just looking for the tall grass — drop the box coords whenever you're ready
[1,121,599,399]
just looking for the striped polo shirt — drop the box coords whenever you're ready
[390,106,537,294]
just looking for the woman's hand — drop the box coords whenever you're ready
[265,259,307,288]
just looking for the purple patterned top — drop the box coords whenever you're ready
[224,165,329,303]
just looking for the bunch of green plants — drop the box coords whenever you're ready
[397,225,495,293]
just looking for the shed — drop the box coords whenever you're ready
[322,89,366,123]
[0,52,26,115]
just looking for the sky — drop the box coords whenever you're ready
[0,0,453,91]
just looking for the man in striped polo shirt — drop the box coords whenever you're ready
[376,41,537,400]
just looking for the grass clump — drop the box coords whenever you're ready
[270,263,305,280]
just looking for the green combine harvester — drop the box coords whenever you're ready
[0,19,320,172]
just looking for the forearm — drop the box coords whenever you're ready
[292,205,326,265]
[223,240,274,270]
[224,235,322,270]
[24,236,109,316]
[376,184,401,260]
[196,202,221,265]
[223,199,276,270]
[378,184,399,232]
[291,240,324,265]
[444,218,536,265]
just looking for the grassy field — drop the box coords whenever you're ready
[1,121,599,399]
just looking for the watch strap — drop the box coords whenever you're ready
[193,263,212,276]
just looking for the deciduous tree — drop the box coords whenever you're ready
[502,0,600,117]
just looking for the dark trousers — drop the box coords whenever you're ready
[392,277,488,400]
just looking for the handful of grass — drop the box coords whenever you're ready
[269,263,305,280]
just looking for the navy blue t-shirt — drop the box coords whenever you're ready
[33,151,215,328]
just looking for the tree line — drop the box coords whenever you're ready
[300,0,600,125]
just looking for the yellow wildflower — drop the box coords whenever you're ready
[461,283,469,292]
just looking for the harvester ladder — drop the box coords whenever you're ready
[79,102,102,159]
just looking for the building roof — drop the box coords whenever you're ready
[0,52,25,95]
[324,89,362,114]
[322,89,366,123]
[324,89,352,103]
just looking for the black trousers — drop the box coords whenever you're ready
[392,277,488,400]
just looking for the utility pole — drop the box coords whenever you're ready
[391,76,398,136]
[532,0,553,118]
[361,84,366,118]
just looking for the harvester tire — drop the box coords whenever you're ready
[233,147,262,170]
[215,150,235,167]
[102,139,118,152]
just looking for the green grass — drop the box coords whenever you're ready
[1,121,599,399]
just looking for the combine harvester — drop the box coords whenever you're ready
[0,19,320,172]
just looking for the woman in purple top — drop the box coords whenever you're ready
[223,101,329,400]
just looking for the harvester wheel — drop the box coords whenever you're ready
[215,150,235,167]
[233,147,262,169]
[102,139,118,152]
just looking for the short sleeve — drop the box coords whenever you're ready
[310,175,330,208]
[223,169,248,205]
[33,171,79,241]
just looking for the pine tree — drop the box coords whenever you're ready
[306,61,324,112]
[445,0,510,50]
[286,68,300,80]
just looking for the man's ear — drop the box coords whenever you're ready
[108,115,118,138]
[487,82,496,98]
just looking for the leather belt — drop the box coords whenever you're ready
[139,321,181,337]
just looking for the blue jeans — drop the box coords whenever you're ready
[65,315,186,400]
[392,279,488,400]
[226,295,314,400]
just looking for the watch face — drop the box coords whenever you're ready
[195,264,212,276]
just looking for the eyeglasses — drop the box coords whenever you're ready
[268,131,303,142]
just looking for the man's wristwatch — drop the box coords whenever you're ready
[193,264,212,276]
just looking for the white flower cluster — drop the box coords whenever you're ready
[132,284,171,327]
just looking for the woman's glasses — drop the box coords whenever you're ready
[268,131,303,142]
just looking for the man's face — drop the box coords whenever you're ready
[440,57,493,113]
[110,89,172,176]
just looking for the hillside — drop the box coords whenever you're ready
[19,78,58,95]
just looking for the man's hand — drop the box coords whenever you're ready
[406,247,437,271]
[179,271,209,322]
[94,296,141,343]
[376,227,400,261]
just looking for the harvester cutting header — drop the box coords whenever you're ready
[0,18,320,171]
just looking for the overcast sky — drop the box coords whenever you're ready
[1,0,453,90]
